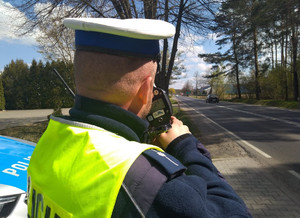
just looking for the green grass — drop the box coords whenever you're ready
[0,121,48,143]
[173,106,191,126]
[226,98,300,110]
[187,94,300,110]
[170,98,178,104]
[172,104,200,137]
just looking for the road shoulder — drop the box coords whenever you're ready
[179,105,248,159]
[180,105,300,217]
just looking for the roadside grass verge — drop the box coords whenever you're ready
[225,98,300,110]
[172,103,201,138]
[187,95,300,110]
[170,98,178,104]
[0,121,48,143]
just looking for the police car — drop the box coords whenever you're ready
[0,135,35,217]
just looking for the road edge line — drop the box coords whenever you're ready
[191,108,272,159]
[288,170,300,180]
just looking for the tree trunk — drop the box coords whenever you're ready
[164,0,186,93]
[291,26,299,101]
[281,33,284,68]
[111,0,132,18]
[274,37,278,66]
[232,32,242,99]
[280,30,288,101]
[232,31,241,99]
[143,0,158,19]
[285,30,289,101]
[253,27,261,100]
[271,40,274,69]
[156,0,169,89]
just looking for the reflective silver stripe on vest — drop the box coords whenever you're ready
[50,115,105,131]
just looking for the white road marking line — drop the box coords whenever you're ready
[217,105,300,128]
[191,108,272,159]
[288,170,300,180]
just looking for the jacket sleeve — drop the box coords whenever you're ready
[147,134,252,218]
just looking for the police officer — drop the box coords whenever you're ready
[27,18,251,218]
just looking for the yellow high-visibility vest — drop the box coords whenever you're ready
[27,116,162,218]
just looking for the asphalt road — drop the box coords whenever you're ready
[177,96,300,189]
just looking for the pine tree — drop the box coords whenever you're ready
[0,76,5,110]
[199,0,247,99]
[1,60,29,109]
[27,59,42,109]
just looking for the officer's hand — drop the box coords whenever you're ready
[155,116,191,150]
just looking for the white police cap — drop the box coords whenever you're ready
[64,18,175,58]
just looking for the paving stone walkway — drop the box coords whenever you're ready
[213,157,300,217]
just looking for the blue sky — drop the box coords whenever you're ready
[0,0,43,70]
[0,0,220,90]
[0,40,43,70]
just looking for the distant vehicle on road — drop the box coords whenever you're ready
[0,136,35,218]
[206,94,219,103]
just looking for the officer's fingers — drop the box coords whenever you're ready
[152,136,162,147]
[157,117,191,150]
[170,117,189,134]
[170,116,184,126]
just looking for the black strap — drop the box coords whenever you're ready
[112,150,186,217]
[143,149,186,180]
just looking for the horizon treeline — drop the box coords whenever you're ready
[199,0,300,101]
[0,59,74,110]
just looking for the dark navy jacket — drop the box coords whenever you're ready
[69,95,251,218]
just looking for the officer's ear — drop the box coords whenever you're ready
[137,76,153,104]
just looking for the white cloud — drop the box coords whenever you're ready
[207,32,218,41]
[170,77,190,90]
[0,0,37,45]
[170,34,213,89]
[168,32,220,90]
